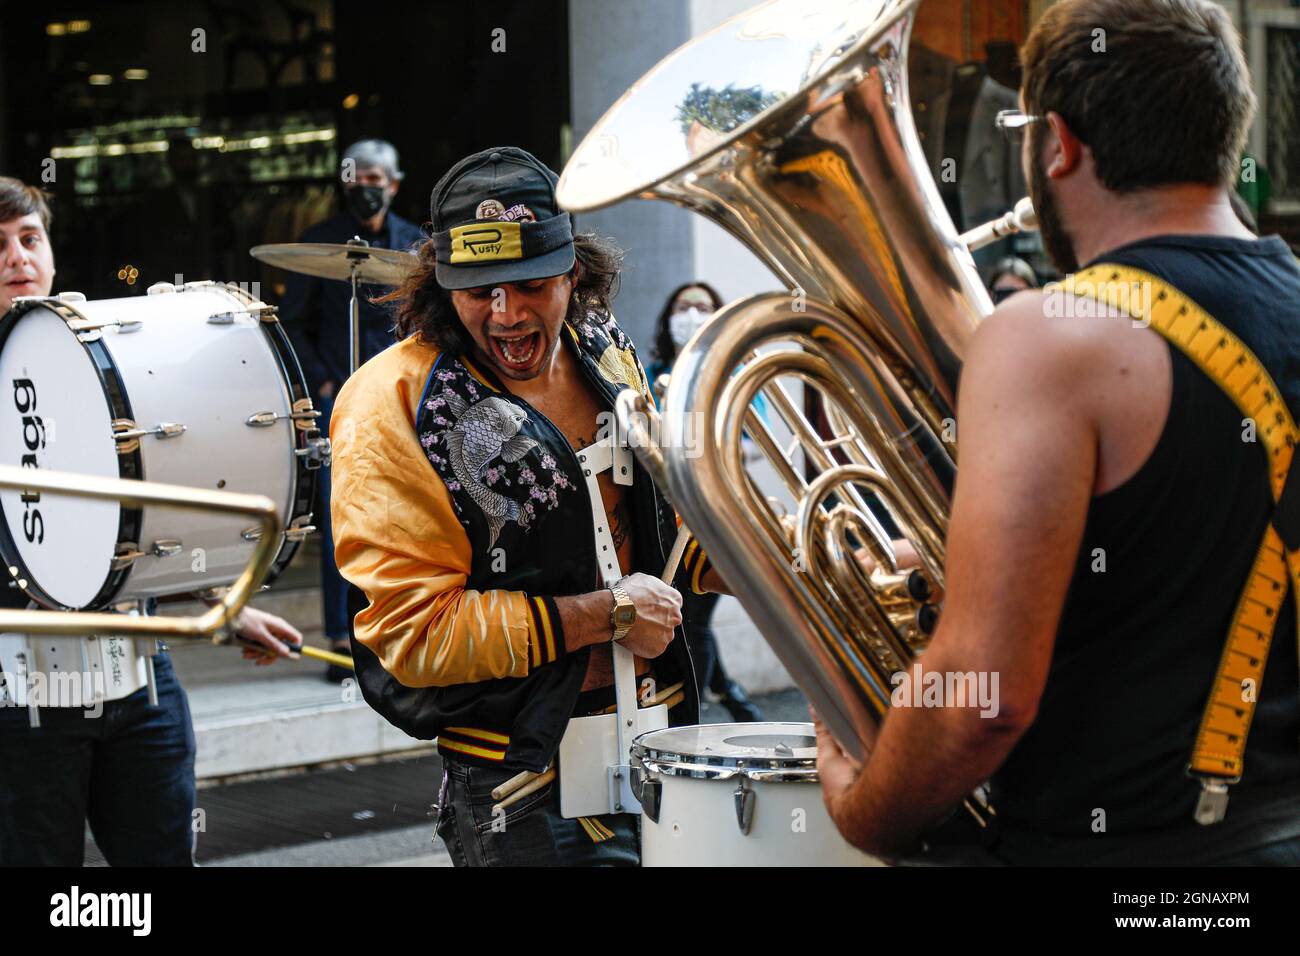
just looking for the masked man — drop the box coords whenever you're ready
[279,139,425,678]
[330,147,728,865]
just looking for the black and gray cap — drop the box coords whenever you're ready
[430,146,575,290]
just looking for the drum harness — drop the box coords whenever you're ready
[480,419,691,835]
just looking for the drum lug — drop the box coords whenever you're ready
[244,516,312,544]
[150,540,183,558]
[734,780,756,835]
[632,764,661,823]
[246,401,320,429]
[77,330,103,343]
[67,317,143,334]
[112,420,187,450]
[210,304,275,324]
[154,422,187,439]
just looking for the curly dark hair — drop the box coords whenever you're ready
[378,232,624,354]
[651,281,724,368]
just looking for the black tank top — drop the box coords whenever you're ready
[989,235,1300,853]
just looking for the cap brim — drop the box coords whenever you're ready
[435,243,575,291]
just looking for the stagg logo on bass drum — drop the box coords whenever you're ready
[12,377,45,544]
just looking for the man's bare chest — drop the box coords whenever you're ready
[527,382,634,568]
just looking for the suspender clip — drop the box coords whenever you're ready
[1192,776,1235,826]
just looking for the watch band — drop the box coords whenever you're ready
[609,581,634,643]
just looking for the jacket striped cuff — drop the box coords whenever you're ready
[681,536,713,596]
[526,594,566,668]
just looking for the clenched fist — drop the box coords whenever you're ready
[613,572,682,659]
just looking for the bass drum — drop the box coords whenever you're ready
[631,722,880,866]
[0,281,329,610]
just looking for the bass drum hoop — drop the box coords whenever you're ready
[0,297,143,611]
[256,310,319,586]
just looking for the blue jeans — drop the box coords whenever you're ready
[0,652,197,866]
[315,389,352,640]
[435,759,639,866]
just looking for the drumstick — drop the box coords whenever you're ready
[297,645,354,669]
[237,636,354,669]
[491,768,556,815]
[596,681,686,715]
[645,680,684,706]
[492,769,540,802]
[661,524,692,584]
[491,761,556,801]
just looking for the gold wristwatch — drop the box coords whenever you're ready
[609,579,636,644]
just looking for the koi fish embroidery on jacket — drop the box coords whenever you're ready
[440,393,540,548]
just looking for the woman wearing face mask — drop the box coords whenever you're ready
[648,283,763,723]
[986,256,1039,305]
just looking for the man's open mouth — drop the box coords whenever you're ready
[488,331,541,370]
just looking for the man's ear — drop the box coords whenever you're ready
[1043,111,1083,179]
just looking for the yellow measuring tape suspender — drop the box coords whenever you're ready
[1061,264,1300,825]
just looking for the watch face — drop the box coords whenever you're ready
[615,606,636,627]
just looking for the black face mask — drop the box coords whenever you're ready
[344,184,387,223]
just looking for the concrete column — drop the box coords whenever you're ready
[685,0,781,305]
[567,0,695,353]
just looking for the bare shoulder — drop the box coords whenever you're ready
[964,287,1170,493]
[966,288,1168,407]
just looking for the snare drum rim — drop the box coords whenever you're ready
[630,721,821,783]
[0,298,143,611]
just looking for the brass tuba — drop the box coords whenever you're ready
[559,0,1032,813]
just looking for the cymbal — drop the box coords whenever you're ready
[250,241,417,285]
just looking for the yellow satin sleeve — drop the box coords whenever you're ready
[328,337,538,688]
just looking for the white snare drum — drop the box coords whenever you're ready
[0,282,328,609]
[631,722,880,866]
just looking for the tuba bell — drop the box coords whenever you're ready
[560,0,1031,823]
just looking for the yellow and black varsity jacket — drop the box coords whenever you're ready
[329,308,712,771]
